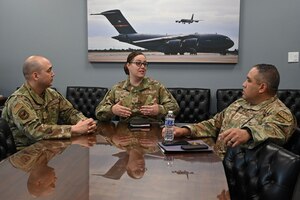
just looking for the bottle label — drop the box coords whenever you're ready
[165,118,175,126]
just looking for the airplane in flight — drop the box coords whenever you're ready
[175,14,201,24]
[90,9,234,55]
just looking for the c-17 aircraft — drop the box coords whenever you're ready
[175,14,201,24]
[90,9,234,55]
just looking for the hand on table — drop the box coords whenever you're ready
[71,118,96,136]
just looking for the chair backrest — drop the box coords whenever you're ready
[66,86,108,119]
[0,97,7,117]
[0,118,17,161]
[168,88,210,123]
[216,89,243,113]
[277,89,300,127]
[223,141,300,200]
[284,127,300,156]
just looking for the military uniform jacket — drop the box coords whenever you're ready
[95,77,179,122]
[9,140,71,172]
[186,96,296,157]
[1,84,86,149]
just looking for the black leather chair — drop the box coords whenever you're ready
[0,118,17,161]
[277,90,300,127]
[66,86,108,119]
[168,88,210,123]
[0,97,7,117]
[223,141,300,200]
[216,88,242,112]
[284,127,300,156]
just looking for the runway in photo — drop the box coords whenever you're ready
[88,51,238,64]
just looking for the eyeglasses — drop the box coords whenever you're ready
[130,61,148,68]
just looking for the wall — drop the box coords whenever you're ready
[0,0,299,113]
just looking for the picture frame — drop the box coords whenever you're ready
[87,0,240,64]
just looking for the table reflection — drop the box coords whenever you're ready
[96,122,161,179]
[8,135,96,197]
[95,122,221,180]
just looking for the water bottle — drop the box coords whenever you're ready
[164,110,175,142]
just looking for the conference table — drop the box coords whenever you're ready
[0,122,230,200]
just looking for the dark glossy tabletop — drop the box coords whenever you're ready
[0,122,230,200]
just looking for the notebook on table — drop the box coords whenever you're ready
[157,139,213,153]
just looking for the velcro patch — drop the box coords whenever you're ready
[278,110,293,122]
[18,109,30,120]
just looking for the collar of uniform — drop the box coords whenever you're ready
[24,83,46,105]
[241,96,277,110]
[122,77,150,91]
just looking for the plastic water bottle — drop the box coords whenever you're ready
[164,110,175,142]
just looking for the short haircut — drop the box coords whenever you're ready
[22,56,43,80]
[123,51,145,75]
[254,64,280,95]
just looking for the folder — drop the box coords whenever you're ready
[157,139,213,153]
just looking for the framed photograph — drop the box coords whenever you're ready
[87,0,240,64]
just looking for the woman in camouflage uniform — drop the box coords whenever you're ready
[95,52,179,122]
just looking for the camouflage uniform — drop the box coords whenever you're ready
[9,140,70,172]
[112,122,160,153]
[185,96,296,158]
[1,83,86,149]
[95,77,179,122]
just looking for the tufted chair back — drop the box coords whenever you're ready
[66,86,108,119]
[277,89,300,127]
[0,118,17,161]
[0,97,6,117]
[284,128,300,156]
[216,89,243,112]
[223,141,300,200]
[168,88,210,123]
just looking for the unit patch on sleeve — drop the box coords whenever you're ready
[18,109,29,120]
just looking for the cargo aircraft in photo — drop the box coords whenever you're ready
[90,9,234,55]
[175,14,201,24]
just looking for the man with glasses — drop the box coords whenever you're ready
[2,55,97,149]
[95,51,179,122]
